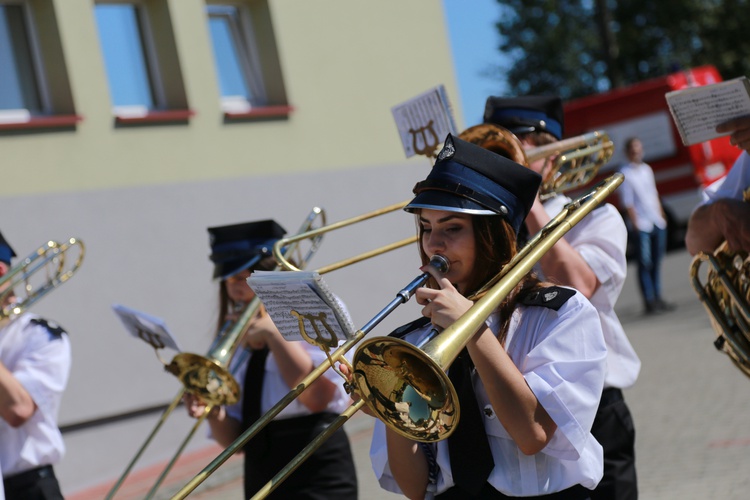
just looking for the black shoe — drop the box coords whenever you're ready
[644,301,662,315]
[655,298,677,312]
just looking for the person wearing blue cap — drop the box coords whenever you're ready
[482,95,641,500]
[183,220,357,499]
[358,135,607,498]
[0,231,70,500]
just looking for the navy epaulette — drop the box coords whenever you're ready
[389,317,431,340]
[29,318,67,338]
[520,286,575,311]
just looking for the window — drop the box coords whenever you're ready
[94,0,192,124]
[0,4,42,120]
[0,1,79,130]
[206,1,291,119]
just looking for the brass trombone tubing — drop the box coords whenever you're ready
[274,200,416,273]
[105,297,262,500]
[144,405,214,499]
[104,389,185,499]
[0,237,85,319]
[171,257,448,499]
[173,173,624,499]
[107,208,325,499]
[246,172,625,498]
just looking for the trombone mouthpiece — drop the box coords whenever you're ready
[429,255,450,274]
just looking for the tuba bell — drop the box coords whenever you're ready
[690,188,750,377]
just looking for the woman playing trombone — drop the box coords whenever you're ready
[347,135,607,499]
[184,219,357,500]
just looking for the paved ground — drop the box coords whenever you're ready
[72,248,750,499]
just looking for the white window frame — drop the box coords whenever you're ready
[0,0,52,122]
[206,2,269,113]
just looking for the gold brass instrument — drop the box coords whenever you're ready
[171,173,624,500]
[0,237,85,322]
[105,208,326,500]
[690,189,750,378]
[459,123,614,200]
[170,201,448,499]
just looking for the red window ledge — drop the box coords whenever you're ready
[115,109,195,125]
[224,105,294,120]
[0,114,83,131]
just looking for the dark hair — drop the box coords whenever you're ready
[416,213,543,345]
[624,137,640,151]
[518,130,557,147]
[216,255,278,333]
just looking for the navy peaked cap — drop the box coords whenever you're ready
[208,219,286,280]
[404,134,541,234]
[0,230,17,265]
[483,95,564,140]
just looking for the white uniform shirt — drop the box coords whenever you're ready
[225,340,351,422]
[370,290,606,497]
[619,161,667,232]
[701,151,750,204]
[0,313,71,477]
[543,195,641,389]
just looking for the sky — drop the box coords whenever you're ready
[441,0,509,129]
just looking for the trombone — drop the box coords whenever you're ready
[0,237,85,322]
[105,208,326,500]
[171,173,624,499]
[459,123,614,200]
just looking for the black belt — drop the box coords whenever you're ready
[599,387,623,408]
[3,465,55,490]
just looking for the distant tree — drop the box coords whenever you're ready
[493,0,750,99]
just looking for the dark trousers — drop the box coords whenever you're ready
[636,227,667,305]
[590,388,638,500]
[3,465,64,500]
[244,412,357,500]
[437,483,591,499]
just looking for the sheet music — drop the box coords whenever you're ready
[247,271,356,344]
[391,84,457,158]
[112,304,182,351]
[666,76,750,146]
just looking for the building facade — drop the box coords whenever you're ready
[1,0,460,495]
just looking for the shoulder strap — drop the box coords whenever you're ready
[519,286,576,311]
[29,317,67,338]
[388,317,431,340]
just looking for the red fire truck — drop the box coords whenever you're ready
[563,65,742,249]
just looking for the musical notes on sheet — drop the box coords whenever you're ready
[112,303,182,352]
[247,271,356,344]
[666,76,750,146]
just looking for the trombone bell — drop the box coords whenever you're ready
[165,352,240,405]
[352,337,458,441]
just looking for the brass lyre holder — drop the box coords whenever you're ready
[106,207,326,500]
[171,173,624,500]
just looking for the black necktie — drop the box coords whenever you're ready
[243,347,270,426]
[447,349,494,495]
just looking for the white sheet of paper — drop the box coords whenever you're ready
[391,84,457,158]
[112,303,182,352]
[247,271,355,344]
[666,76,750,145]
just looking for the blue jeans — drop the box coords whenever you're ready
[636,227,666,304]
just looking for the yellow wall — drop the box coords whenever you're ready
[2,0,457,196]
